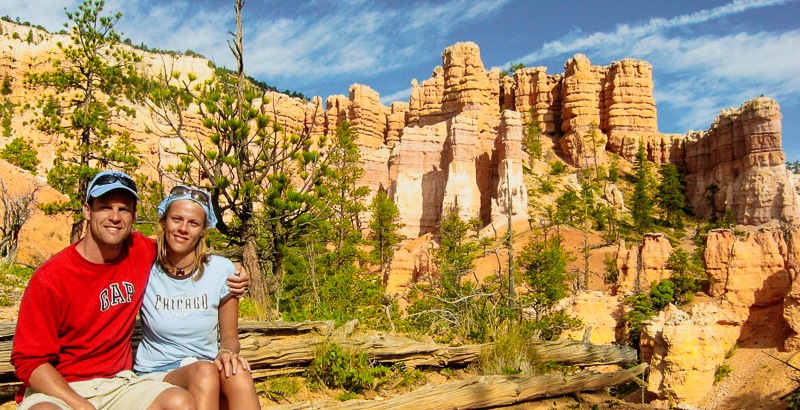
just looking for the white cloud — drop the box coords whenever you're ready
[510,0,795,66]
[380,87,412,105]
[238,0,511,84]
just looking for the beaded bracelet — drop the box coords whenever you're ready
[218,348,238,356]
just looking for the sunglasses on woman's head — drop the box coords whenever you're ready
[91,173,138,193]
[169,185,210,206]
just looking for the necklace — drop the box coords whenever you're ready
[174,259,196,276]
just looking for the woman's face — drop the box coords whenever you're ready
[164,199,207,257]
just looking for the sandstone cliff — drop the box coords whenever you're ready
[2,23,796,245]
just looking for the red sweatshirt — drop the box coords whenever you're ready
[11,232,156,402]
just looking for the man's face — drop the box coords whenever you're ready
[83,190,137,249]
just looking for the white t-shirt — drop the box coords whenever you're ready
[134,255,233,373]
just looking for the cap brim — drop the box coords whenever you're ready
[86,183,139,202]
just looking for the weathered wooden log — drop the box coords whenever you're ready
[267,363,649,410]
[0,321,637,382]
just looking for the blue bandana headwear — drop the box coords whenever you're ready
[157,185,218,228]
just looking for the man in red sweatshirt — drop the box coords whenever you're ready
[11,171,248,410]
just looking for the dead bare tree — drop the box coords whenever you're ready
[0,179,39,268]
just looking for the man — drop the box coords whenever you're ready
[11,170,249,409]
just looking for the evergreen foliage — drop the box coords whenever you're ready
[519,235,572,320]
[1,76,11,95]
[0,137,39,174]
[435,206,480,298]
[306,344,391,393]
[522,108,542,168]
[629,143,654,232]
[317,121,370,268]
[656,163,688,227]
[608,159,620,182]
[665,248,703,305]
[368,189,405,274]
[623,279,675,347]
[25,0,142,242]
[0,98,14,137]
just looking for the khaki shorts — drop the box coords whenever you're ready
[18,370,176,410]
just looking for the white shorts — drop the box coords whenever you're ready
[18,370,176,410]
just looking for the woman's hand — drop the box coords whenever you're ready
[215,348,251,378]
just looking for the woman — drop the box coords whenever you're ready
[134,185,260,410]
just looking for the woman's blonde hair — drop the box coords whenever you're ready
[155,202,212,281]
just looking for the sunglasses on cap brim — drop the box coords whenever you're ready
[91,174,137,193]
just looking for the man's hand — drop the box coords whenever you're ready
[28,364,96,410]
[227,262,250,298]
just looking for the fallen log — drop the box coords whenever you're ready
[0,320,637,382]
[267,363,649,410]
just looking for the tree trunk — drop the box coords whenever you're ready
[242,224,270,318]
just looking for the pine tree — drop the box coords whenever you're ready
[522,107,542,169]
[520,235,571,320]
[435,205,480,298]
[630,143,654,232]
[26,0,141,242]
[317,121,370,268]
[368,189,405,276]
[657,163,687,228]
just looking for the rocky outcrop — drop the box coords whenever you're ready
[385,233,435,298]
[492,110,528,222]
[614,234,673,294]
[510,67,561,134]
[558,291,626,345]
[442,113,482,221]
[704,228,792,307]
[642,227,799,406]
[440,42,499,121]
[683,98,799,224]
[2,21,798,276]
[390,123,449,237]
[392,42,527,237]
[559,54,607,168]
[641,302,744,406]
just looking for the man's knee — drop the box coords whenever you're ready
[27,403,66,410]
[149,387,196,410]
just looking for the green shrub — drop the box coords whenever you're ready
[550,161,567,175]
[259,377,299,401]
[306,344,391,393]
[714,364,732,384]
[0,137,39,174]
[0,294,9,307]
[336,391,358,401]
[238,297,259,318]
[1,75,11,95]
[539,179,554,193]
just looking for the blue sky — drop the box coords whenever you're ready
[5,0,799,161]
